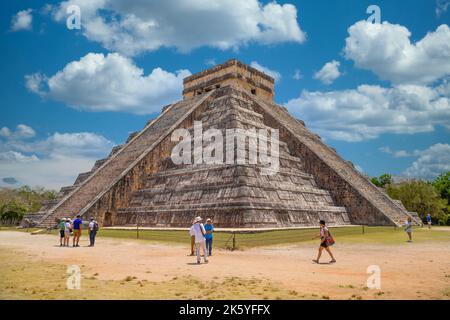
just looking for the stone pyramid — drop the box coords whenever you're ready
[34,59,412,228]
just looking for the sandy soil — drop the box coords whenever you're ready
[1,231,449,299]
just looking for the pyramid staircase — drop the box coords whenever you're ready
[116,87,350,227]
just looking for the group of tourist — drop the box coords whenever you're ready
[58,215,99,247]
[187,217,338,265]
[189,217,214,264]
[403,213,432,243]
[185,214,430,265]
[56,212,426,262]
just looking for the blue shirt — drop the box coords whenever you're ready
[426,215,431,222]
[73,218,82,230]
[204,224,214,239]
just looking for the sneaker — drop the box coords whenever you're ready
[204,260,209,264]
[197,261,201,264]
[329,259,337,264]
[312,259,319,264]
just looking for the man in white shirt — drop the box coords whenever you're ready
[64,219,71,247]
[189,219,195,256]
[189,216,208,264]
[88,218,98,247]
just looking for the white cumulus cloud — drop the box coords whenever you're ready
[0,151,39,163]
[250,61,281,82]
[344,21,450,85]
[403,143,450,179]
[10,9,33,31]
[313,60,341,85]
[0,124,36,140]
[0,125,114,189]
[26,52,190,114]
[51,0,306,56]
[379,146,421,158]
[286,83,450,142]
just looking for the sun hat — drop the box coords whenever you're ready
[206,218,212,222]
[194,216,202,223]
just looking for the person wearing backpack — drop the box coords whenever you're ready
[189,216,208,264]
[88,217,99,247]
[312,220,336,264]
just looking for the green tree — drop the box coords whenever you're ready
[0,186,58,225]
[432,171,450,225]
[432,172,450,203]
[386,180,448,225]
[0,201,28,225]
[371,174,393,188]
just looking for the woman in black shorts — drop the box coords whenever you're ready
[312,220,336,264]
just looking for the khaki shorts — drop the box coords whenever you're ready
[73,229,81,236]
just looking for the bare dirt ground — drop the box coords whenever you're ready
[1,231,450,299]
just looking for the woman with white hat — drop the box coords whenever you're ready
[189,216,208,264]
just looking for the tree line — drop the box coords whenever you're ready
[371,172,450,225]
[0,186,58,226]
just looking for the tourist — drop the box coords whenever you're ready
[204,218,214,256]
[72,215,82,247]
[312,220,336,264]
[189,219,195,256]
[426,213,432,229]
[189,216,208,264]
[59,218,66,246]
[88,217,98,247]
[64,218,72,247]
[404,217,413,242]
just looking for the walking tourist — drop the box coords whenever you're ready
[204,218,214,256]
[88,217,98,247]
[426,213,432,229]
[312,220,336,264]
[404,217,413,242]
[189,216,208,264]
[72,215,82,247]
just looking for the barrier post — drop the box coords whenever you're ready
[136,213,140,239]
[232,232,236,251]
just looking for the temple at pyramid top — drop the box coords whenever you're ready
[183,59,275,101]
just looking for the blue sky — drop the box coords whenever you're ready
[0,0,449,189]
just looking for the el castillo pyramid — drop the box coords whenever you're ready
[29,59,414,228]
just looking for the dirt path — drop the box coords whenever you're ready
[1,231,449,299]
